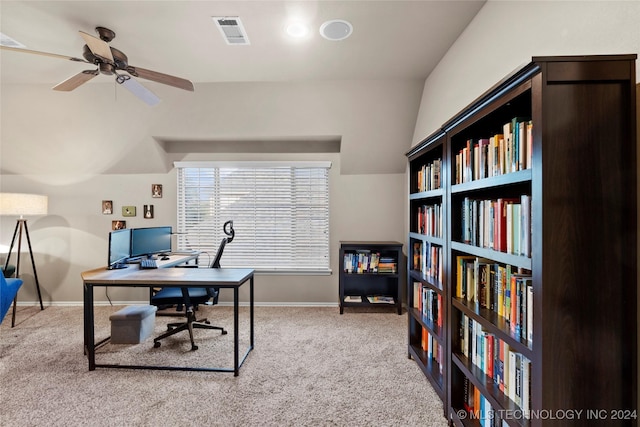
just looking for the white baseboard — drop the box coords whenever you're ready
[14,301,339,308]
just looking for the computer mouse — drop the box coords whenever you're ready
[160,256,170,261]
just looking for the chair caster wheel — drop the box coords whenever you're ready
[204,320,210,324]
[222,330,228,335]
[191,345,198,351]
[154,341,161,348]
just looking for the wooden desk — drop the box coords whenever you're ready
[82,264,254,375]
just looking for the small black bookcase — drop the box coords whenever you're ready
[339,241,403,314]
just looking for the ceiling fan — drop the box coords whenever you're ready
[0,26,194,106]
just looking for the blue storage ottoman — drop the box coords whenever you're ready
[109,305,157,344]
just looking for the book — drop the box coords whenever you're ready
[343,295,362,303]
[503,121,512,175]
[463,376,474,412]
[508,350,517,402]
[474,258,493,309]
[412,282,421,310]
[511,203,521,256]
[526,279,533,347]
[520,194,531,257]
[502,342,510,395]
[496,339,505,393]
[522,355,531,417]
[367,295,394,304]
[496,198,519,252]
[412,242,422,271]
[526,121,533,169]
[456,255,475,300]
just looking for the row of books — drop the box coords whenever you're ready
[454,117,532,185]
[412,281,442,329]
[422,327,444,375]
[377,257,398,273]
[343,251,398,274]
[412,241,443,285]
[416,203,443,237]
[460,314,532,417]
[343,295,395,304]
[456,256,533,346]
[416,158,442,192]
[461,195,531,257]
[463,379,515,427]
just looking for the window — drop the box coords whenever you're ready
[175,161,330,273]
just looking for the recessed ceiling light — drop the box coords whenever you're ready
[286,22,309,38]
[319,19,353,41]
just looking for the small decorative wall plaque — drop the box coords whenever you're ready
[122,206,136,217]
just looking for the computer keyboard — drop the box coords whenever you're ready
[140,258,158,269]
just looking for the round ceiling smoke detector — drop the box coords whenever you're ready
[319,19,353,41]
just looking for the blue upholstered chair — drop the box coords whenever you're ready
[1,272,23,324]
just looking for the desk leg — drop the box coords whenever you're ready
[250,276,254,347]
[233,286,239,376]
[83,282,96,371]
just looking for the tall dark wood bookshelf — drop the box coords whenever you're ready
[407,55,637,426]
[407,129,448,411]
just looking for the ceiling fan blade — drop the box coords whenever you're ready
[128,66,194,91]
[0,45,89,63]
[79,30,113,62]
[116,75,161,106]
[52,70,99,91]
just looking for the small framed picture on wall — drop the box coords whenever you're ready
[112,220,126,230]
[102,200,113,215]
[144,205,154,219]
[122,206,136,217]
[152,184,163,198]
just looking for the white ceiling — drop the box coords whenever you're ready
[0,0,485,87]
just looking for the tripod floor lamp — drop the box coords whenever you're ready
[0,193,48,327]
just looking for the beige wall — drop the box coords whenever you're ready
[0,79,421,304]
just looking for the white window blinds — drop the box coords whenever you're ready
[175,162,330,273]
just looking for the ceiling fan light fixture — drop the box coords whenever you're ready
[0,32,25,48]
[319,19,353,41]
[117,73,160,106]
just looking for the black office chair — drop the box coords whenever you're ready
[151,220,235,351]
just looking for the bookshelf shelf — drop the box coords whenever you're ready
[338,241,403,315]
[451,169,532,194]
[407,55,637,426]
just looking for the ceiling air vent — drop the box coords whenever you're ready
[212,17,250,45]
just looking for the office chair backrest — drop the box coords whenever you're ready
[211,220,235,269]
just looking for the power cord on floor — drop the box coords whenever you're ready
[105,287,113,305]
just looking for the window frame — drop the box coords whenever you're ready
[175,161,331,274]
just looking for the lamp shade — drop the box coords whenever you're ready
[0,193,48,216]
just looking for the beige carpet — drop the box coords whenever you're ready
[1,305,446,426]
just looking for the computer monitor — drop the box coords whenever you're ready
[108,229,131,269]
[130,226,172,259]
